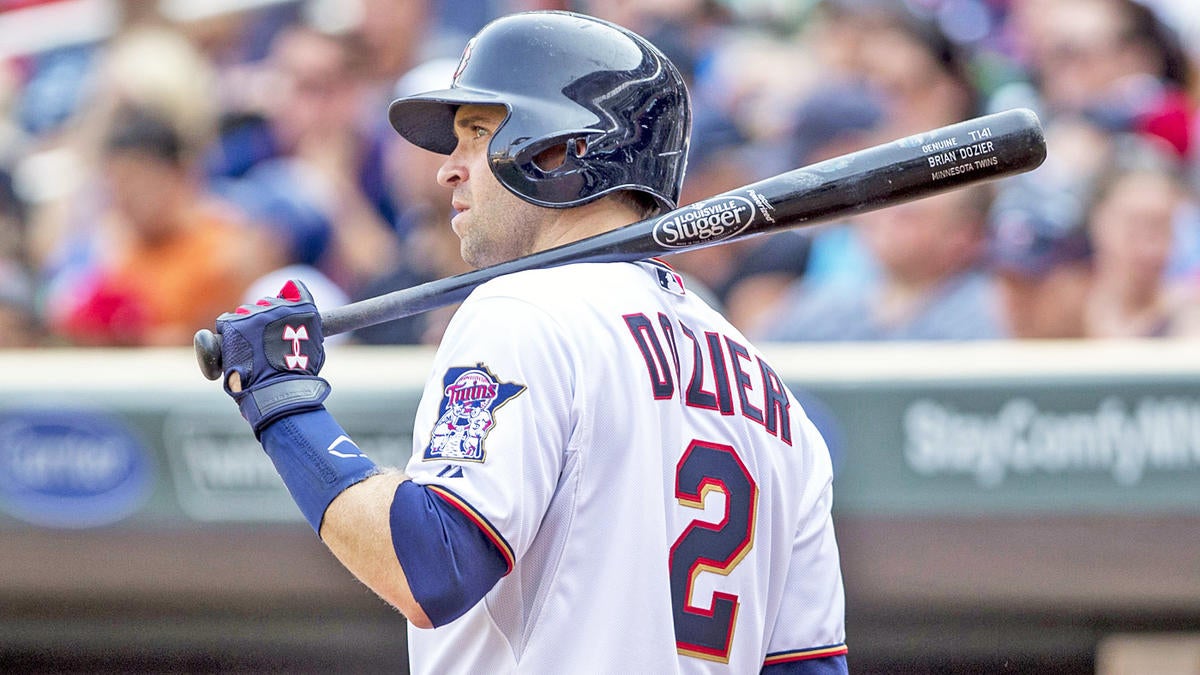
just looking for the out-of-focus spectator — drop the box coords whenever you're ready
[231,23,400,294]
[220,156,349,335]
[755,185,1004,342]
[350,57,470,346]
[687,79,883,333]
[987,0,1200,332]
[352,0,436,92]
[0,166,26,271]
[988,200,1094,340]
[22,24,221,275]
[996,0,1192,155]
[44,104,265,346]
[985,116,1115,340]
[1082,135,1200,337]
[798,5,981,292]
[171,2,303,180]
[0,258,42,348]
[11,24,267,346]
[200,18,406,292]
[804,0,980,140]
[770,86,884,293]
[0,165,40,347]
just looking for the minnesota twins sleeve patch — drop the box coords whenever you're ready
[424,364,526,462]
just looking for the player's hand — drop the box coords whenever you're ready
[215,279,330,438]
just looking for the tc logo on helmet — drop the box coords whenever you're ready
[452,38,475,86]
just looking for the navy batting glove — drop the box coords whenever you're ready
[216,279,330,438]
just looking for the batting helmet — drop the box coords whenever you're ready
[387,11,691,213]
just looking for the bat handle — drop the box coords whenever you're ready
[194,329,224,381]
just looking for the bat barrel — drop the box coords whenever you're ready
[194,108,1046,379]
[695,107,1047,245]
[325,109,1048,335]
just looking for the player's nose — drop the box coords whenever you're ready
[437,146,468,188]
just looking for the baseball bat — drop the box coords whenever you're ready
[195,107,1047,380]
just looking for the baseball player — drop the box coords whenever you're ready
[212,11,847,673]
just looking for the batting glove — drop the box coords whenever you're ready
[216,279,330,438]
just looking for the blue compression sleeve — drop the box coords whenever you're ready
[390,481,510,627]
[259,409,379,533]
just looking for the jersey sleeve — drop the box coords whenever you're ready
[763,416,848,672]
[404,291,577,567]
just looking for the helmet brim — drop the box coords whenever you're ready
[388,87,503,155]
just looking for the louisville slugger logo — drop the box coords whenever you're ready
[653,195,756,249]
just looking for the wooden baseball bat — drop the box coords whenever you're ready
[195,107,1047,380]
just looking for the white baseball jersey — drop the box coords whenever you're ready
[404,260,846,673]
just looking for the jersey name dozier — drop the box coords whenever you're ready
[624,313,792,445]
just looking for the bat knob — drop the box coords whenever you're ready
[194,329,224,381]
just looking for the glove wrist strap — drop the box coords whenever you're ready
[237,376,331,438]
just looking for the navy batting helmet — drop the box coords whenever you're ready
[387,11,691,213]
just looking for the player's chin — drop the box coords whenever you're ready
[450,210,468,237]
[460,238,488,270]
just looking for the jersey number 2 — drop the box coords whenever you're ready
[669,440,759,662]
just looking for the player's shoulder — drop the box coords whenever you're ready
[438,264,640,356]
[471,262,645,307]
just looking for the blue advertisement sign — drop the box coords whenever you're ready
[0,409,154,528]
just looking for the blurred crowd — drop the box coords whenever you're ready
[1,0,1199,349]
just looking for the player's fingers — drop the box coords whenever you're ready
[227,370,243,393]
